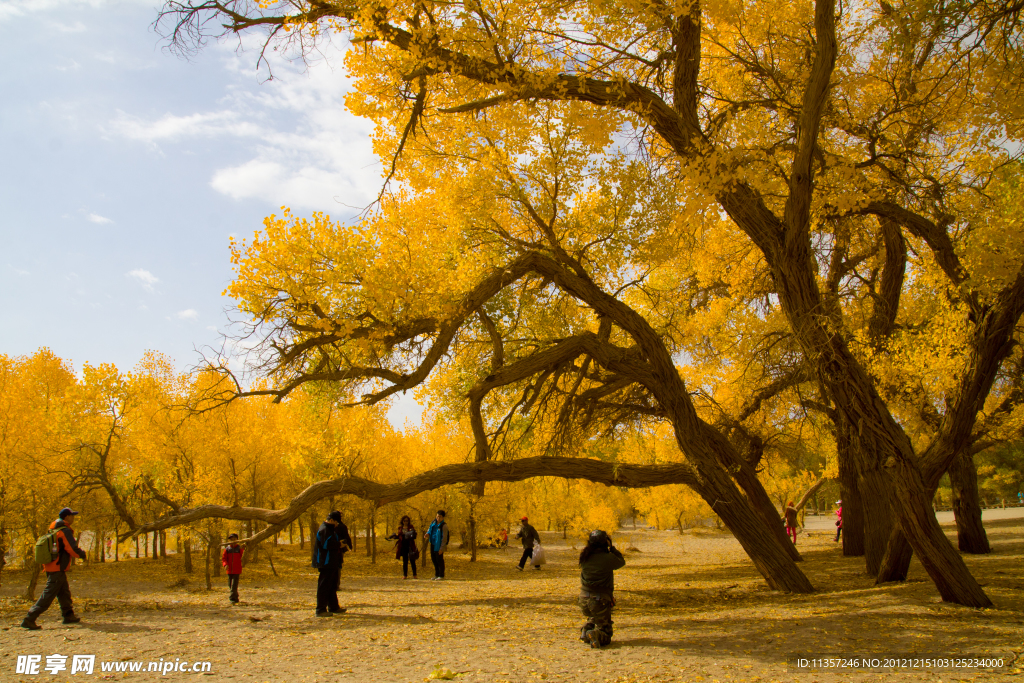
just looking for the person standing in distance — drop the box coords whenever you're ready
[22,508,86,630]
[515,516,540,571]
[221,533,244,604]
[314,511,349,616]
[784,501,798,544]
[424,510,449,580]
[578,529,625,648]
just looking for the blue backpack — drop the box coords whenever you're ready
[312,529,331,569]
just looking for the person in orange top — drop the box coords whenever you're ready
[22,507,86,630]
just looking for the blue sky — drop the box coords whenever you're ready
[0,0,422,426]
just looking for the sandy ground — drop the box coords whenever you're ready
[1,520,1022,683]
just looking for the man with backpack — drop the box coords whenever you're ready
[22,508,86,630]
[313,511,350,617]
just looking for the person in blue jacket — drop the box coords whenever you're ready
[314,511,350,616]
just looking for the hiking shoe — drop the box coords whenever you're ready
[587,631,602,649]
[328,608,347,614]
[21,619,41,630]
[516,566,523,572]
[62,615,81,624]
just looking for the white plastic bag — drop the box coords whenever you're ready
[532,543,547,566]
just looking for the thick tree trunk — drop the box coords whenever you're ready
[685,449,814,593]
[836,416,864,557]
[761,237,992,606]
[860,468,895,576]
[949,450,991,554]
[732,459,802,561]
[876,527,913,582]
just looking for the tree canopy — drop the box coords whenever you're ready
[55,0,1016,607]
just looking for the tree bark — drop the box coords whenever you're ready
[212,531,222,577]
[204,537,212,590]
[732,458,803,561]
[24,563,42,600]
[949,450,991,553]
[836,416,864,557]
[183,531,193,574]
[860,468,895,576]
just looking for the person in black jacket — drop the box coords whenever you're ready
[314,511,350,617]
[515,517,540,571]
[386,515,419,579]
[578,529,625,648]
[22,508,86,630]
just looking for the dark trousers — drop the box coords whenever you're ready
[579,593,614,645]
[835,526,843,542]
[227,573,240,602]
[518,546,534,569]
[316,566,341,613]
[401,551,417,577]
[430,549,445,577]
[27,571,74,621]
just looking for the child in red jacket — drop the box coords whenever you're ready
[221,533,244,604]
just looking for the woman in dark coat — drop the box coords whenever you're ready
[386,516,419,579]
[578,529,625,648]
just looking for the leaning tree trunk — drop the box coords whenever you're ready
[681,434,814,593]
[732,459,802,561]
[836,415,865,557]
[949,450,990,554]
[763,240,991,606]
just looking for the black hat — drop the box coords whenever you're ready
[328,511,342,523]
[588,529,609,545]
[58,508,79,519]
[227,533,239,540]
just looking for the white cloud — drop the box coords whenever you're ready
[87,212,112,224]
[109,110,263,143]
[176,309,199,321]
[54,20,87,32]
[108,41,380,211]
[127,268,158,291]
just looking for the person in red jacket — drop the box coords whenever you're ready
[784,502,798,544]
[221,533,244,604]
[22,508,85,630]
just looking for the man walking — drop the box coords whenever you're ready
[22,508,86,630]
[515,516,540,571]
[314,511,349,617]
[425,510,449,580]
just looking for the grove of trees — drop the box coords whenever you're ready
[4,0,1024,610]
